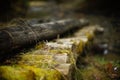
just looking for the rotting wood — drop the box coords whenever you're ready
[0,19,88,53]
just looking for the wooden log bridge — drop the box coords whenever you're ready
[0,19,88,53]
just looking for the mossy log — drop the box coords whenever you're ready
[0,19,88,53]
[0,25,103,80]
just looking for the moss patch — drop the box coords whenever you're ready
[0,65,64,80]
[18,54,56,68]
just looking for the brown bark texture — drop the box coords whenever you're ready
[0,19,88,53]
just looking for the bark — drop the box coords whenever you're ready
[0,19,88,53]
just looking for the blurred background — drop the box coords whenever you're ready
[0,0,120,22]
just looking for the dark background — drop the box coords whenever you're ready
[0,0,120,21]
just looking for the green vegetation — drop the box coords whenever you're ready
[18,53,56,68]
[0,65,63,80]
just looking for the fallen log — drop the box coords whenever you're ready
[0,19,88,53]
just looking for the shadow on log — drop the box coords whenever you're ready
[0,19,88,55]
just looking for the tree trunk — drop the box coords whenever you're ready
[0,19,88,53]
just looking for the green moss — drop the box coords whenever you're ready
[0,66,35,80]
[85,32,94,41]
[35,42,46,50]
[49,49,71,54]
[73,40,84,54]
[18,54,56,68]
[0,65,64,80]
[24,66,63,80]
